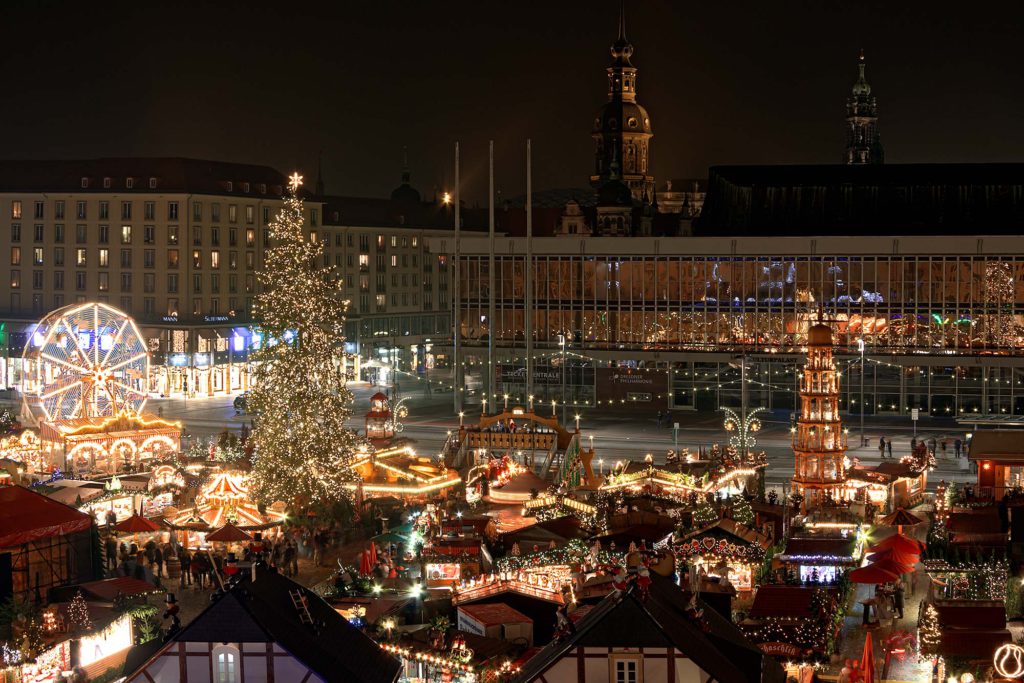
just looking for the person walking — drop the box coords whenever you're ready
[179,550,192,587]
[105,535,118,573]
[955,438,962,458]
[886,439,893,458]
[878,437,886,459]
[153,545,164,579]
[894,583,905,619]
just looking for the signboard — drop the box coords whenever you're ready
[758,642,804,658]
[911,408,920,421]
[425,563,461,584]
[596,368,667,406]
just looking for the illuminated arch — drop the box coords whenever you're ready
[140,435,178,455]
[67,441,109,468]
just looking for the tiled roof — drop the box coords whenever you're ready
[747,585,818,620]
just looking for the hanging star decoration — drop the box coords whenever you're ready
[288,172,304,192]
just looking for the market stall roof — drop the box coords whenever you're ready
[779,536,858,563]
[849,563,900,584]
[0,485,93,548]
[681,518,771,550]
[746,585,818,620]
[866,548,919,567]
[968,430,1024,463]
[868,557,915,576]
[879,508,925,527]
[867,532,925,555]
[51,576,159,603]
[206,522,253,543]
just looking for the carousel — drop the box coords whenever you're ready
[168,470,286,548]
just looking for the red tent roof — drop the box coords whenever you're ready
[114,513,161,533]
[867,533,925,555]
[0,485,93,548]
[850,563,900,584]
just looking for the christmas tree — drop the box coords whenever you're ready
[68,589,93,634]
[248,173,366,506]
[691,496,719,528]
[918,602,940,658]
[732,495,754,526]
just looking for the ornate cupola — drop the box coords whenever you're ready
[590,2,655,202]
[791,323,850,511]
[845,50,884,165]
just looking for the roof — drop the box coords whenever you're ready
[130,567,400,683]
[681,518,771,550]
[0,485,93,548]
[458,602,533,626]
[747,585,818,620]
[0,158,290,196]
[322,194,489,231]
[780,536,858,562]
[968,430,1024,462]
[514,576,784,683]
[697,163,1024,236]
[50,577,159,603]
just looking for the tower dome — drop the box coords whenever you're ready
[808,323,833,346]
[390,148,421,203]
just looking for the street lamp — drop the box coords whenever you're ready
[458,411,464,427]
[857,338,865,448]
[482,397,487,415]
[504,393,510,411]
[598,458,604,475]
[551,399,557,417]
[574,414,581,431]
[558,334,567,425]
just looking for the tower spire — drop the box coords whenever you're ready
[618,0,626,41]
[844,49,883,164]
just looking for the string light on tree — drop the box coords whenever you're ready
[68,589,93,634]
[248,172,367,506]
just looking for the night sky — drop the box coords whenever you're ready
[3,0,1024,202]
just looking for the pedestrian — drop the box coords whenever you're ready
[878,437,886,458]
[894,583,905,619]
[153,545,164,579]
[105,535,118,572]
[105,508,117,528]
[886,439,892,458]
[955,438,962,458]
[941,440,947,457]
[179,550,192,586]
[289,540,299,577]
[929,437,937,457]
[910,437,917,449]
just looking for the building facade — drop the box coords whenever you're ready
[455,232,1024,416]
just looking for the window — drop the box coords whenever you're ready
[120,201,132,220]
[376,294,386,308]
[211,250,220,268]
[99,225,109,243]
[391,236,397,247]
[55,200,65,219]
[259,183,266,194]
[245,229,255,247]
[229,274,238,293]
[10,247,20,265]
[10,224,19,242]
[310,230,318,243]
[245,252,255,268]
[34,224,44,242]
[125,177,134,190]
[144,201,155,220]
[229,227,237,246]
[193,202,202,221]
[226,181,233,192]
[120,249,132,268]
[168,274,179,293]
[98,272,109,291]
[120,273,132,291]
[99,201,109,219]
[168,226,179,245]
[391,255,398,267]
[10,201,21,219]
[347,233,354,248]
[168,201,179,220]
[55,224,65,242]
[168,249,179,268]
[211,227,220,246]
[211,203,221,222]
[242,182,250,193]
[311,209,318,227]
[144,273,155,293]
[192,226,202,246]
[98,249,109,267]
[103,177,111,189]
[9,271,19,288]
[377,235,385,250]
[612,657,641,683]
[228,205,237,223]
[54,247,64,266]
[120,225,132,244]
[228,251,237,269]
[54,271,64,290]
[193,274,202,292]
[149,177,158,189]
[262,206,270,224]
[32,271,43,290]
[76,249,87,266]
[76,224,87,243]
[80,177,89,189]
[412,236,418,247]
[359,234,369,252]
[75,272,86,291]
[245,274,254,293]
[167,298,178,315]
[144,249,155,268]
[33,248,43,265]
[33,201,43,219]
[144,225,155,244]
[144,297,155,315]
[76,201,87,219]
[193,250,202,268]
[211,274,220,293]
[245,205,254,224]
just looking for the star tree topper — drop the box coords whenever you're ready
[288,172,303,192]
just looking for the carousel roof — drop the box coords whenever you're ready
[169,471,285,531]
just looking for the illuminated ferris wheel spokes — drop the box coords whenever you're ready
[23,303,150,422]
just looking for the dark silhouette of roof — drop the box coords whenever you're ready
[514,576,784,683]
[0,158,290,195]
[126,566,400,683]
[697,163,1024,235]
[323,194,488,231]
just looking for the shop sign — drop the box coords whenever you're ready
[759,642,803,658]
[168,353,189,367]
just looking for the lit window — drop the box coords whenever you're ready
[11,201,21,219]
[213,646,238,683]
[211,251,220,269]
[121,225,132,244]
[612,657,640,683]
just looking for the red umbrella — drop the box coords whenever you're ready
[868,533,924,555]
[368,541,378,567]
[861,632,876,683]
[850,563,900,584]
[113,513,160,533]
[359,549,373,576]
[879,508,925,528]
[869,558,915,576]
[206,522,253,543]
[866,548,919,567]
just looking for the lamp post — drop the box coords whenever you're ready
[857,337,865,448]
[551,399,556,417]
[559,334,567,425]
[574,414,581,432]
[504,393,509,411]
[482,397,487,416]
[458,411,464,427]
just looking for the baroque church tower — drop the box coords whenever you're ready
[845,50,884,164]
[590,4,655,201]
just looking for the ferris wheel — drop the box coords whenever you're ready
[22,303,150,422]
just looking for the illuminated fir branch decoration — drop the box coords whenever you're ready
[68,589,93,633]
[248,173,367,506]
[984,260,1017,345]
[918,603,941,659]
[721,406,765,455]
